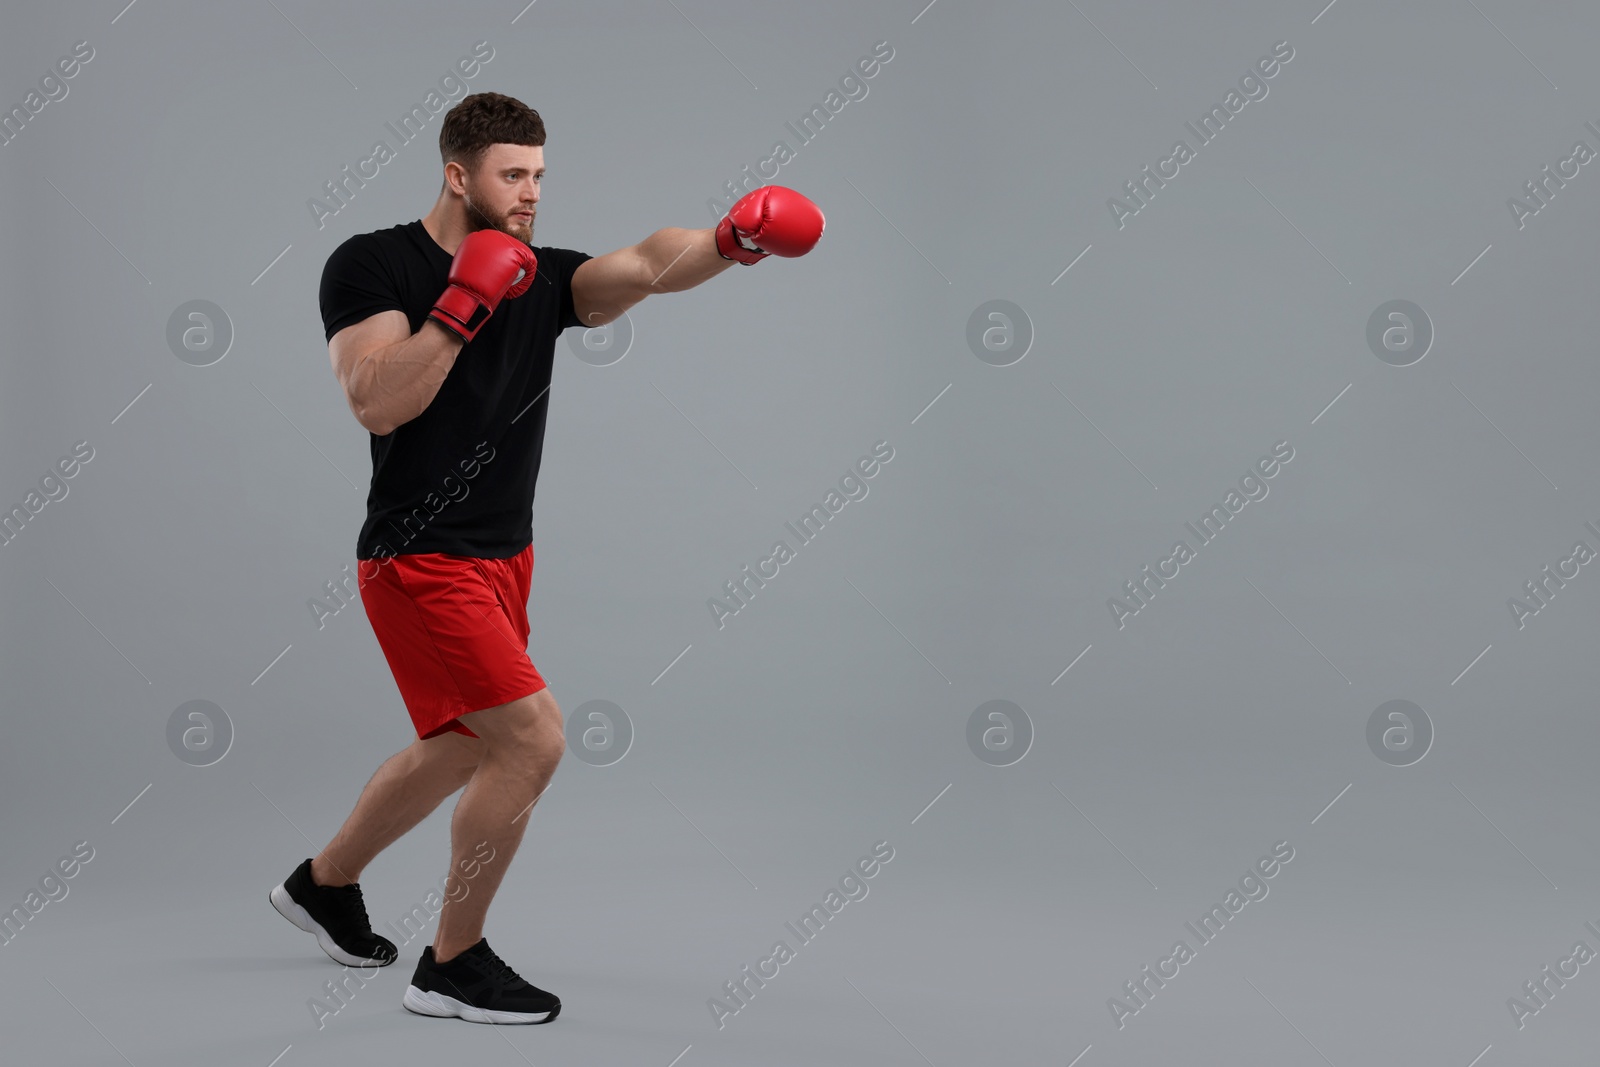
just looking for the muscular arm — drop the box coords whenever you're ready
[570,227,735,328]
[329,229,722,434]
[329,312,465,436]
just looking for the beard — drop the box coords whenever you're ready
[462,186,534,244]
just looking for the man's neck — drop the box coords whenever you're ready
[421,196,472,256]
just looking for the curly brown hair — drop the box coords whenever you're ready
[438,92,546,172]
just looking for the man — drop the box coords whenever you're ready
[269,91,823,1025]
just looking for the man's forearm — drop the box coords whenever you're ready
[638,227,735,294]
[347,320,464,436]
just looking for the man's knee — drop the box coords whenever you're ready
[525,689,564,757]
[467,689,564,766]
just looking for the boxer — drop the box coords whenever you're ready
[270,91,822,1025]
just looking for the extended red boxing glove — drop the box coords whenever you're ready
[716,186,825,265]
[429,229,540,342]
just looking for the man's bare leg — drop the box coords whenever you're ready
[310,729,486,887]
[431,686,565,962]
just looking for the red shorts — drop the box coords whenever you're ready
[358,545,547,740]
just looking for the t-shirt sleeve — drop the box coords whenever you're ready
[319,234,407,342]
[538,246,594,333]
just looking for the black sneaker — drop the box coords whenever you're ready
[403,938,561,1024]
[270,858,397,967]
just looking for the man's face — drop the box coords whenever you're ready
[458,143,544,243]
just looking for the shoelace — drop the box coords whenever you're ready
[320,882,373,931]
[474,944,522,986]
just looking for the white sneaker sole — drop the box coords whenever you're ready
[269,883,392,968]
[403,984,555,1024]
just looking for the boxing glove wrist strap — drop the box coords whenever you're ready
[715,215,769,265]
[430,285,492,341]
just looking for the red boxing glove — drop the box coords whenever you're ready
[429,229,540,342]
[716,186,825,265]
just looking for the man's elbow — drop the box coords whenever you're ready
[576,307,623,329]
[349,395,394,437]
[364,411,399,436]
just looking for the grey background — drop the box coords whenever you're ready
[3,0,1599,1063]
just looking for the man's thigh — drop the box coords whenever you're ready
[360,549,547,740]
[457,687,563,752]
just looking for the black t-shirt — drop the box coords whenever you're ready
[318,220,592,560]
